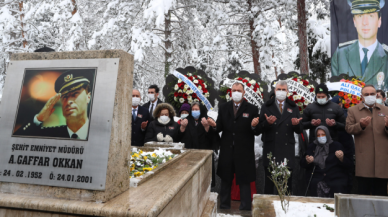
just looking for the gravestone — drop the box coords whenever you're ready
[0,50,133,202]
[335,194,388,217]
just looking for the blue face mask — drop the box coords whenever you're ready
[192,110,200,119]
[317,136,327,144]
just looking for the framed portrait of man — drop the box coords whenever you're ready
[331,0,388,90]
[12,69,96,140]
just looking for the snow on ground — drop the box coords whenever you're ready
[217,214,242,217]
[274,201,335,217]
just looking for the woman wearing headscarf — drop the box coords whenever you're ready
[177,103,191,125]
[300,126,352,197]
[144,103,183,143]
[179,102,219,187]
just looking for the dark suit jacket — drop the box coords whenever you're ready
[131,106,151,147]
[259,97,303,168]
[215,100,261,185]
[14,122,70,139]
[143,99,163,121]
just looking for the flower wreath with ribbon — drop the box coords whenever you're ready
[220,77,264,101]
[280,76,315,114]
[168,72,210,108]
[336,78,365,109]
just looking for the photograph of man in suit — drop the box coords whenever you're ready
[14,71,94,140]
[331,0,388,89]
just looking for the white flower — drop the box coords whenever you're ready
[293,95,298,101]
[174,84,179,90]
[205,92,210,97]
[304,101,309,105]
[174,97,177,101]
[194,80,198,84]
[187,73,192,76]
[287,92,292,97]
[179,98,185,103]
[178,79,182,83]
[244,77,250,81]
[260,87,263,92]
[187,95,192,100]
[198,75,202,79]
[299,81,303,85]
[204,83,207,88]
[249,80,256,85]
[183,88,187,92]
[194,99,199,102]
[187,90,193,95]
[198,85,202,90]
[184,84,188,89]
[188,99,193,104]
[226,94,230,100]
[178,90,182,93]
[256,90,261,94]
[201,101,205,105]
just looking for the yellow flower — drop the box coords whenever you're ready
[139,150,143,154]
[342,100,345,104]
[347,94,351,97]
[130,176,132,178]
[130,167,134,172]
[356,96,360,100]
[143,167,152,171]
[143,156,147,160]
[152,153,157,157]
[153,166,158,169]
[169,157,172,160]
[132,153,139,158]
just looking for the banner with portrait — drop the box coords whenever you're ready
[331,0,388,91]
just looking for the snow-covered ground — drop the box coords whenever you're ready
[217,214,242,217]
[273,201,335,217]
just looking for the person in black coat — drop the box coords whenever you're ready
[144,103,183,143]
[330,95,355,193]
[300,125,352,197]
[207,82,261,211]
[302,83,346,142]
[131,89,151,147]
[142,84,163,120]
[179,102,219,187]
[259,80,303,195]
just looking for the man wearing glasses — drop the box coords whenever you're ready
[346,85,388,195]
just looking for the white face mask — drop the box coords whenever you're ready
[276,91,287,101]
[132,97,141,106]
[376,98,383,105]
[317,136,327,144]
[232,91,243,102]
[317,97,328,105]
[181,114,189,119]
[364,95,376,105]
[158,115,170,124]
[148,93,155,102]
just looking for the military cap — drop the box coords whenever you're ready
[54,71,91,95]
[348,0,385,14]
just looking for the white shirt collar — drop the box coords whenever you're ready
[67,119,89,140]
[234,102,240,107]
[359,40,378,63]
[277,100,285,108]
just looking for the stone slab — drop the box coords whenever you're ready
[335,194,388,217]
[252,195,334,217]
[0,50,134,202]
[201,193,218,217]
[0,149,213,217]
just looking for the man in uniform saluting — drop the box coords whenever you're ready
[14,71,93,140]
[332,0,388,89]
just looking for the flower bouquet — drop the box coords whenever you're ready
[220,77,264,101]
[280,76,315,114]
[168,72,210,108]
[336,78,365,109]
[129,149,176,178]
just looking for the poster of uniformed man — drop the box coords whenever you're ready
[13,69,96,140]
[331,0,388,90]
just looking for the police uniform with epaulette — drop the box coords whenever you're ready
[331,0,388,89]
[14,71,92,140]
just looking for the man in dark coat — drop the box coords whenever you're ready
[142,84,163,120]
[207,82,261,210]
[302,83,346,142]
[131,89,151,147]
[259,80,303,195]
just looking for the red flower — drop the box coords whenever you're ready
[242,79,248,83]
[247,83,252,87]
[174,92,178,97]
[183,93,188,99]
[178,92,183,97]
[310,87,314,93]
[226,89,231,93]
[237,77,243,81]
[194,75,198,78]
[255,84,260,88]
[303,80,309,86]
[344,103,350,109]
[189,76,193,81]
[292,78,298,81]
[192,93,197,98]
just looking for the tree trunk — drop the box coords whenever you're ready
[164,10,172,76]
[297,0,308,74]
[248,0,261,76]
[71,0,77,15]
[19,1,27,48]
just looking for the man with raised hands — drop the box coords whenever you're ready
[259,80,303,195]
[207,82,260,211]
